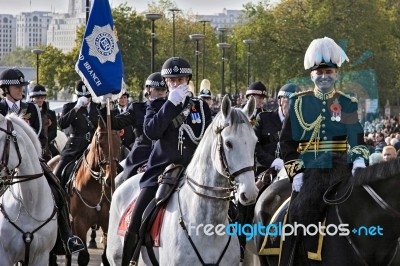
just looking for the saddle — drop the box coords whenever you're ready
[63,157,83,194]
[259,197,326,265]
[119,164,186,266]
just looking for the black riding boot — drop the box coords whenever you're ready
[54,159,70,189]
[121,187,157,266]
[40,159,86,254]
[58,204,86,254]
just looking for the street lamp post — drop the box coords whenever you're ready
[217,27,228,43]
[145,13,162,73]
[217,43,231,96]
[243,39,256,86]
[198,20,210,79]
[189,34,205,95]
[168,8,181,56]
[31,49,44,84]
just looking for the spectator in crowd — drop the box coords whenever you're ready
[382,145,397,161]
[374,132,386,152]
[369,152,383,165]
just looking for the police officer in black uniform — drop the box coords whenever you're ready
[245,81,268,125]
[54,80,99,186]
[0,69,85,254]
[279,37,369,265]
[115,92,135,151]
[100,72,168,180]
[30,84,58,161]
[254,84,299,175]
[0,68,41,133]
[121,57,212,266]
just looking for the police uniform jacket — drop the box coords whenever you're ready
[114,104,135,149]
[101,101,154,179]
[140,96,212,188]
[0,99,41,134]
[58,101,99,159]
[280,89,367,173]
[253,110,283,169]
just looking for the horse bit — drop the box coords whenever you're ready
[178,122,255,266]
[0,118,56,266]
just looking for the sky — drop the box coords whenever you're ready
[0,0,263,15]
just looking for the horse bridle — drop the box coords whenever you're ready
[0,119,43,196]
[324,179,400,266]
[186,123,255,201]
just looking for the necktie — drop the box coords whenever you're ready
[11,103,19,114]
[120,109,123,114]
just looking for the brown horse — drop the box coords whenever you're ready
[63,119,120,266]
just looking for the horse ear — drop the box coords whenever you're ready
[221,95,232,118]
[242,95,255,118]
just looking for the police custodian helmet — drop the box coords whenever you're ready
[75,80,91,97]
[161,57,192,80]
[145,72,167,89]
[30,84,47,98]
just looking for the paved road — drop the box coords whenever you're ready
[56,228,105,266]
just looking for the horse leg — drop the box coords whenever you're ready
[87,225,97,249]
[48,252,58,266]
[73,220,90,266]
[65,254,72,266]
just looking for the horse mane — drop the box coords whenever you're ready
[186,108,251,177]
[7,113,42,157]
[353,157,400,186]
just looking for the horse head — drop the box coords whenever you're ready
[89,119,121,188]
[212,95,258,205]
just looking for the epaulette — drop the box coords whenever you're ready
[289,89,313,98]
[337,90,358,102]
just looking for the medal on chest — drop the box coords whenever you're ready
[330,98,342,122]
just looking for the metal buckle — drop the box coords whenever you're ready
[85,132,91,141]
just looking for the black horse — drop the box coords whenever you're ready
[252,156,400,266]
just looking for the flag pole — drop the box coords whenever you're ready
[106,98,116,190]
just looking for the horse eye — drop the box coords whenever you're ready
[225,141,232,149]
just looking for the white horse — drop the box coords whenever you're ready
[107,95,259,265]
[0,113,57,266]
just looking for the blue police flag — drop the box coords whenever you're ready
[75,0,124,97]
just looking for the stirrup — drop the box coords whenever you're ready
[67,235,86,254]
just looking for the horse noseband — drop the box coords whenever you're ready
[215,123,255,181]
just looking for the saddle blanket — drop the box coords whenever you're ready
[117,198,166,247]
[259,197,325,261]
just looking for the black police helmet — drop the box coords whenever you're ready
[161,57,192,80]
[75,80,91,97]
[246,81,267,98]
[30,84,47,97]
[0,68,29,88]
[145,72,167,89]
[278,83,299,98]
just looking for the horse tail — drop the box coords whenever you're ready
[7,113,42,157]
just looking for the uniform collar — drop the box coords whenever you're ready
[313,87,336,100]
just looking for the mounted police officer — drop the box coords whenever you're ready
[0,68,41,134]
[30,84,58,161]
[279,37,369,265]
[254,84,299,176]
[245,81,268,125]
[121,57,212,266]
[100,72,168,180]
[115,91,135,152]
[0,69,85,254]
[54,80,99,187]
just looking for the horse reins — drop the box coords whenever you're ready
[178,122,255,266]
[324,179,400,266]
[185,123,255,201]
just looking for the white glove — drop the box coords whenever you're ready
[75,96,88,109]
[352,157,366,176]
[292,173,304,192]
[99,93,113,105]
[168,84,189,106]
[271,158,284,171]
